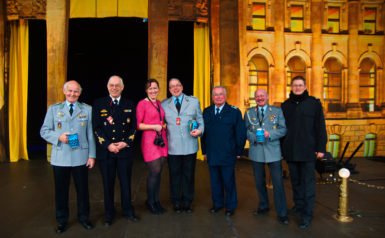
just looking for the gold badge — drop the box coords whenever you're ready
[98,136,105,144]
[127,118,130,123]
[101,109,108,113]
[124,109,129,112]
[57,122,62,129]
[101,113,108,117]
[269,115,276,122]
[80,122,85,127]
[57,111,64,118]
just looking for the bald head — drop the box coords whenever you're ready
[254,89,268,107]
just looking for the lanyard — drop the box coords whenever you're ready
[147,97,162,122]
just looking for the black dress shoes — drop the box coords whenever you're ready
[174,204,182,214]
[278,216,289,225]
[80,220,94,230]
[183,205,193,213]
[125,214,140,222]
[225,210,234,216]
[299,220,311,229]
[146,200,160,214]
[254,207,270,215]
[104,220,112,227]
[155,201,166,214]
[55,223,67,234]
[209,206,223,213]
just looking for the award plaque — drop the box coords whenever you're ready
[188,120,199,132]
[67,133,80,149]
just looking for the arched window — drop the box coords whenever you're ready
[359,58,377,112]
[323,58,342,111]
[286,56,306,98]
[248,55,269,107]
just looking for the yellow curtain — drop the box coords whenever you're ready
[194,23,210,160]
[9,20,29,162]
[70,0,148,18]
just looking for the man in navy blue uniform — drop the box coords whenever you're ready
[93,75,139,227]
[201,86,246,216]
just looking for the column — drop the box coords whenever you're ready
[0,0,6,161]
[310,0,323,100]
[346,0,361,117]
[271,0,285,104]
[46,0,69,106]
[148,0,169,100]
[220,0,240,106]
[211,0,220,87]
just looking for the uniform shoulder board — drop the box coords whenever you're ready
[188,95,198,99]
[79,102,91,109]
[231,105,239,109]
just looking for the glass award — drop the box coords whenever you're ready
[67,133,80,149]
[188,120,199,132]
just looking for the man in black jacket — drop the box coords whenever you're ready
[93,75,139,226]
[281,76,327,229]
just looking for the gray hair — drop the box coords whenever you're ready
[63,80,82,93]
[212,86,227,95]
[108,75,124,86]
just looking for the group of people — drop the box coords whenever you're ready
[40,75,326,234]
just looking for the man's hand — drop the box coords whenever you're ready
[203,155,207,161]
[264,130,270,139]
[316,152,324,159]
[59,132,69,144]
[108,143,120,153]
[190,129,202,137]
[86,158,95,169]
[115,142,128,150]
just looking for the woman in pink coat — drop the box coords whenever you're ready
[136,79,168,214]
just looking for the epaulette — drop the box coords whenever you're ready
[78,102,91,109]
[231,105,239,109]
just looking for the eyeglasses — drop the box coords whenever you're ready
[292,84,305,88]
[169,84,182,89]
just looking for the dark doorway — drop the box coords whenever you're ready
[167,21,194,97]
[28,20,47,159]
[67,18,148,105]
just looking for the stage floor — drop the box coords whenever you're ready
[0,157,384,238]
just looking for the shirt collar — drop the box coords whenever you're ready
[66,101,76,109]
[173,94,184,104]
[257,105,267,112]
[215,104,225,113]
[110,96,121,103]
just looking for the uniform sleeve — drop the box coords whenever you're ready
[92,100,111,150]
[200,109,207,155]
[87,106,96,158]
[40,106,61,146]
[196,100,204,135]
[244,110,256,144]
[268,108,287,141]
[315,100,327,153]
[235,109,246,156]
[126,101,137,143]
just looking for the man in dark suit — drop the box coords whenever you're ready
[93,75,139,227]
[201,86,246,216]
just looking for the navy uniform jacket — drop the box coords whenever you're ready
[92,97,136,159]
[201,103,246,166]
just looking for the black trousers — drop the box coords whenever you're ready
[168,153,197,206]
[98,157,134,220]
[287,161,316,221]
[52,165,90,225]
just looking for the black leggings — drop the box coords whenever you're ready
[146,157,166,203]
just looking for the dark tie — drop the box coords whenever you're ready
[175,98,181,113]
[114,99,118,105]
[261,108,264,119]
[69,104,74,116]
[215,107,220,115]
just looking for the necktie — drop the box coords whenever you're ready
[261,108,264,119]
[175,98,181,113]
[215,107,220,115]
[69,104,74,116]
[114,99,118,105]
